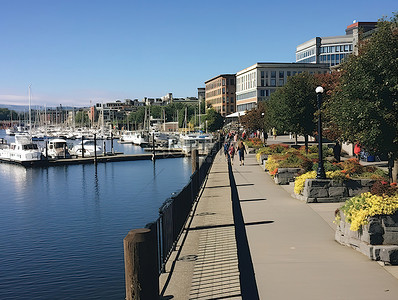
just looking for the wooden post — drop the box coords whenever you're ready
[111,132,114,154]
[81,135,85,158]
[152,132,156,161]
[124,228,158,300]
[192,149,199,174]
[94,133,97,164]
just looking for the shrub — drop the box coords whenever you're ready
[312,161,341,172]
[370,181,398,197]
[245,138,263,149]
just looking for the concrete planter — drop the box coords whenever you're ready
[335,212,398,265]
[273,168,303,185]
[295,178,375,203]
[257,153,268,163]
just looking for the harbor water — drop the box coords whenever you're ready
[0,130,193,299]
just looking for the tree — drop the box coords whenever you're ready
[327,14,398,179]
[266,72,318,151]
[75,111,90,126]
[0,108,18,121]
[202,109,223,132]
[240,101,267,133]
[315,71,342,141]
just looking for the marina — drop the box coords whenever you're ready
[0,129,194,300]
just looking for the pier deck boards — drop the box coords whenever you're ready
[0,152,186,167]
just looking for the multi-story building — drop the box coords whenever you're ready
[197,88,205,102]
[235,63,329,112]
[296,21,377,66]
[204,74,236,117]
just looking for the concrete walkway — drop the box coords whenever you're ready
[160,149,398,299]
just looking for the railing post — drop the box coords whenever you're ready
[124,228,158,300]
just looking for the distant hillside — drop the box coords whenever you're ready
[0,104,84,112]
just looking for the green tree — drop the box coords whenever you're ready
[202,108,223,132]
[75,111,90,126]
[327,14,398,175]
[0,108,18,121]
[266,72,318,151]
[128,107,146,129]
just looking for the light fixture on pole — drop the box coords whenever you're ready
[315,86,326,179]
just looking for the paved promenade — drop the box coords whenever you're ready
[160,147,398,299]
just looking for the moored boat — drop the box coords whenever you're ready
[71,140,103,157]
[0,133,44,165]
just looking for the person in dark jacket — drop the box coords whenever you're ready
[333,141,341,162]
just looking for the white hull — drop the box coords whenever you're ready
[0,134,43,164]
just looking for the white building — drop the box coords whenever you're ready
[235,62,329,112]
[296,21,377,66]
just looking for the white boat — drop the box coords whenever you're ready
[45,139,71,159]
[121,131,148,146]
[180,134,215,155]
[5,127,16,136]
[0,134,44,165]
[71,140,103,157]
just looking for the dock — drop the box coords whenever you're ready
[0,152,186,167]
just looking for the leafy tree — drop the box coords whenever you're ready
[202,108,223,132]
[0,108,18,121]
[128,107,146,129]
[327,14,398,176]
[240,101,267,133]
[75,111,90,126]
[266,72,318,151]
[315,71,342,141]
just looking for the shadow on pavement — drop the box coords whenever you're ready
[240,198,267,202]
[228,161,260,300]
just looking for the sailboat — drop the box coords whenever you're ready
[0,85,44,165]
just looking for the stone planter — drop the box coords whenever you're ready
[294,178,375,203]
[257,153,268,165]
[274,168,303,185]
[335,212,398,264]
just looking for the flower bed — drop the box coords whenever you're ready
[335,184,398,264]
[294,159,386,196]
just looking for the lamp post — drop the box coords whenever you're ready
[316,86,326,179]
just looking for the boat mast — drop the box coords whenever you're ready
[29,84,32,137]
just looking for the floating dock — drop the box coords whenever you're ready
[0,152,186,167]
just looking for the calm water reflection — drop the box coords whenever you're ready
[0,132,192,299]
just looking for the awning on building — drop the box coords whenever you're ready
[225,111,246,118]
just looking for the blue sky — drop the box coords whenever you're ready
[0,0,396,107]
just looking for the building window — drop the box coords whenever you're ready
[261,71,264,78]
[261,79,264,86]
[270,71,276,87]
[287,71,291,77]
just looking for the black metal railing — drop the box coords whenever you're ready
[124,141,221,299]
[149,141,221,274]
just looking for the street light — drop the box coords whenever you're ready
[316,86,326,179]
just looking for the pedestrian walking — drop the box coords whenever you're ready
[333,141,341,162]
[237,141,247,166]
[229,143,236,165]
[224,141,229,160]
[272,128,277,140]
[354,143,361,160]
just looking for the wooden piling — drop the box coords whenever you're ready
[192,149,199,174]
[124,228,158,300]
[94,134,97,164]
